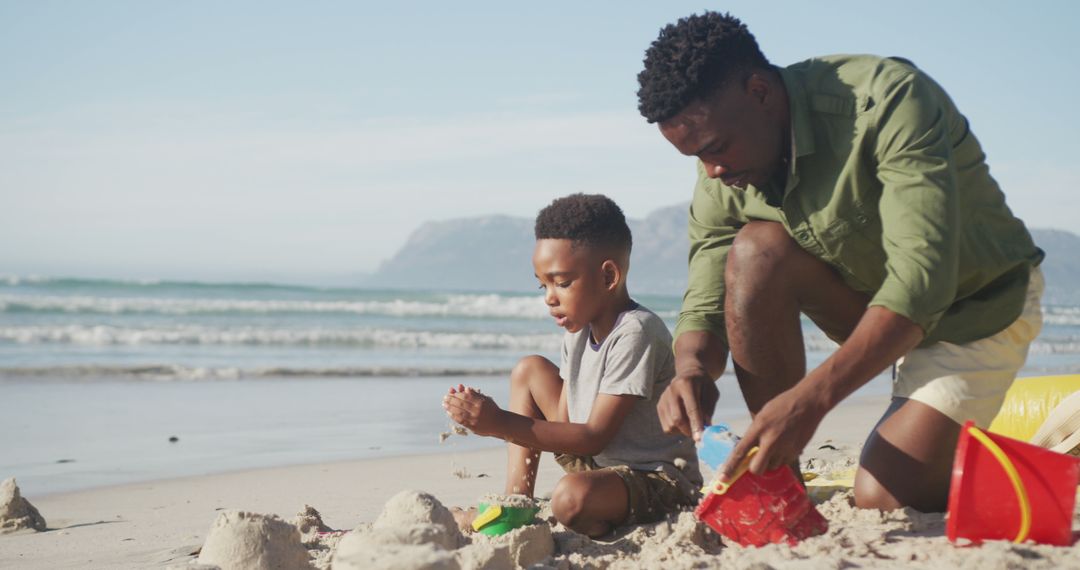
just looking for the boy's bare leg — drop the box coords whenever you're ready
[452,355,563,533]
[505,355,563,496]
[550,470,629,537]
[725,221,961,511]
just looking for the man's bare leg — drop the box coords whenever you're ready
[725,222,962,511]
[505,355,563,497]
[855,398,961,512]
[724,221,868,414]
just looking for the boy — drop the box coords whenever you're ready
[443,193,701,537]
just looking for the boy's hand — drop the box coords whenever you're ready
[443,384,505,437]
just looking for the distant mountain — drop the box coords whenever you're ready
[365,204,1080,302]
[1033,228,1080,305]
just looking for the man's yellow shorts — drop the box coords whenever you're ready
[894,267,1045,428]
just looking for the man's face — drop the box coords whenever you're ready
[658,76,786,189]
[532,239,608,334]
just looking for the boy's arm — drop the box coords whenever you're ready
[445,388,636,457]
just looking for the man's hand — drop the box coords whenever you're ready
[720,384,828,479]
[657,372,719,442]
[443,384,505,437]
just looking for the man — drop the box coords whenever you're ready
[637,12,1044,512]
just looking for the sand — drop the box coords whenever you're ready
[478,493,537,509]
[4,393,1080,569]
[0,477,47,534]
[196,510,313,570]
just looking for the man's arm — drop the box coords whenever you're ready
[722,307,923,476]
[657,330,727,440]
[445,388,637,456]
[658,172,741,440]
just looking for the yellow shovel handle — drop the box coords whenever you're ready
[703,447,759,495]
[966,426,1032,543]
[471,504,503,532]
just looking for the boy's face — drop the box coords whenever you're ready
[532,238,610,334]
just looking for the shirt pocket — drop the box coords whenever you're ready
[815,200,886,292]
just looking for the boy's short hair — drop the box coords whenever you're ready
[534,194,632,255]
[637,11,771,124]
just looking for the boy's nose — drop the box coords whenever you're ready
[544,288,558,306]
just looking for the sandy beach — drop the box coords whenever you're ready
[4,392,1077,569]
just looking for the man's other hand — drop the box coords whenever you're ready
[657,372,719,442]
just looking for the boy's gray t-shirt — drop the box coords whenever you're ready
[559,303,702,489]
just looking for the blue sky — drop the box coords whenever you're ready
[2,1,1077,284]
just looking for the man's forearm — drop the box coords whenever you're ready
[798,306,924,410]
[675,330,729,380]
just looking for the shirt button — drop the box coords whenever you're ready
[796,231,809,241]
[856,214,869,224]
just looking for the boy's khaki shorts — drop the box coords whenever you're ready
[893,267,1045,428]
[554,454,696,525]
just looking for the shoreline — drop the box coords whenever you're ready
[1,393,893,568]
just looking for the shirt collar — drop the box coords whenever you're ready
[777,66,815,197]
[779,65,816,160]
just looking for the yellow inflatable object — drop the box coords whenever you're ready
[804,467,857,503]
[988,375,1080,442]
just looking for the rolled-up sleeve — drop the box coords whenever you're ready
[674,171,742,348]
[870,69,960,336]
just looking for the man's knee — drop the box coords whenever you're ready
[853,472,904,511]
[726,221,802,282]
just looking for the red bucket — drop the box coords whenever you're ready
[947,420,1080,546]
[694,452,828,547]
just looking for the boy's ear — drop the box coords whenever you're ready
[601,259,621,291]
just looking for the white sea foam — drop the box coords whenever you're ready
[0,293,549,319]
[1044,306,1080,326]
[0,364,512,381]
[0,324,561,350]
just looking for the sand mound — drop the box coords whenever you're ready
[197,510,314,570]
[293,504,333,545]
[333,525,517,570]
[332,542,460,570]
[477,493,536,509]
[453,542,513,570]
[374,490,463,548]
[547,510,721,569]
[473,519,553,567]
[0,477,46,534]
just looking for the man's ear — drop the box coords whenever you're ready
[746,72,771,104]
[601,259,622,291]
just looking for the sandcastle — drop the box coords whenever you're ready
[0,477,47,534]
[196,510,314,570]
[330,490,552,570]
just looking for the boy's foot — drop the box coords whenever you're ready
[450,506,478,534]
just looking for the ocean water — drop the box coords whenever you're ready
[2,276,1079,495]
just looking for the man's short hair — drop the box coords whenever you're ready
[534,194,632,255]
[637,12,771,124]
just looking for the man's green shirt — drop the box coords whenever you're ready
[676,55,1043,349]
